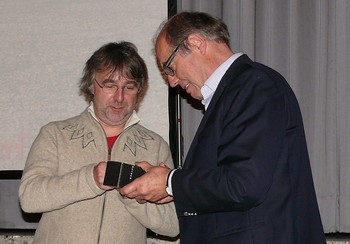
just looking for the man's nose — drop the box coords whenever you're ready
[167,75,179,88]
[113,88,125,102]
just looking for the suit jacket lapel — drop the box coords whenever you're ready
[183,54,252,168]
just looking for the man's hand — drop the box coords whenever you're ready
[93,161,114,191]
[156,195,174,204]
[119,161,171,203]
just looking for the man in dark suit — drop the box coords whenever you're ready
[120,11,326,243]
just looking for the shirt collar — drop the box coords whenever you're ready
[201,52,243,110]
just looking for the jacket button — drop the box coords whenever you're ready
[184,212,188,216]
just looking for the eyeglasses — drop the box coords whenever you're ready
[94,79,139,95]
[162,42,183,76]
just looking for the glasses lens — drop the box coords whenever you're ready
[163,65,175,76]
[98,81,138,95]
[123,84,139,94]
[103,87,138,95]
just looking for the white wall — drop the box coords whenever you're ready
[0,0,168,170]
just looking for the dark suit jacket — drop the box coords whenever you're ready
[172,55,326,243]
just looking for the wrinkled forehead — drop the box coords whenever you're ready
[155,34,172,64]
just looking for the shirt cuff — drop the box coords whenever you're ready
[165,169,176,196]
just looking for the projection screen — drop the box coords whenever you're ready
[0,0,169,171]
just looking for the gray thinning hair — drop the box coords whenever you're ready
[154,11,231,52]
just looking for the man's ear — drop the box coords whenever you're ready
[186,33,207,54]
[89,84,94,95]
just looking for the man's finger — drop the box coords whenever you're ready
[135,161,153,172]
